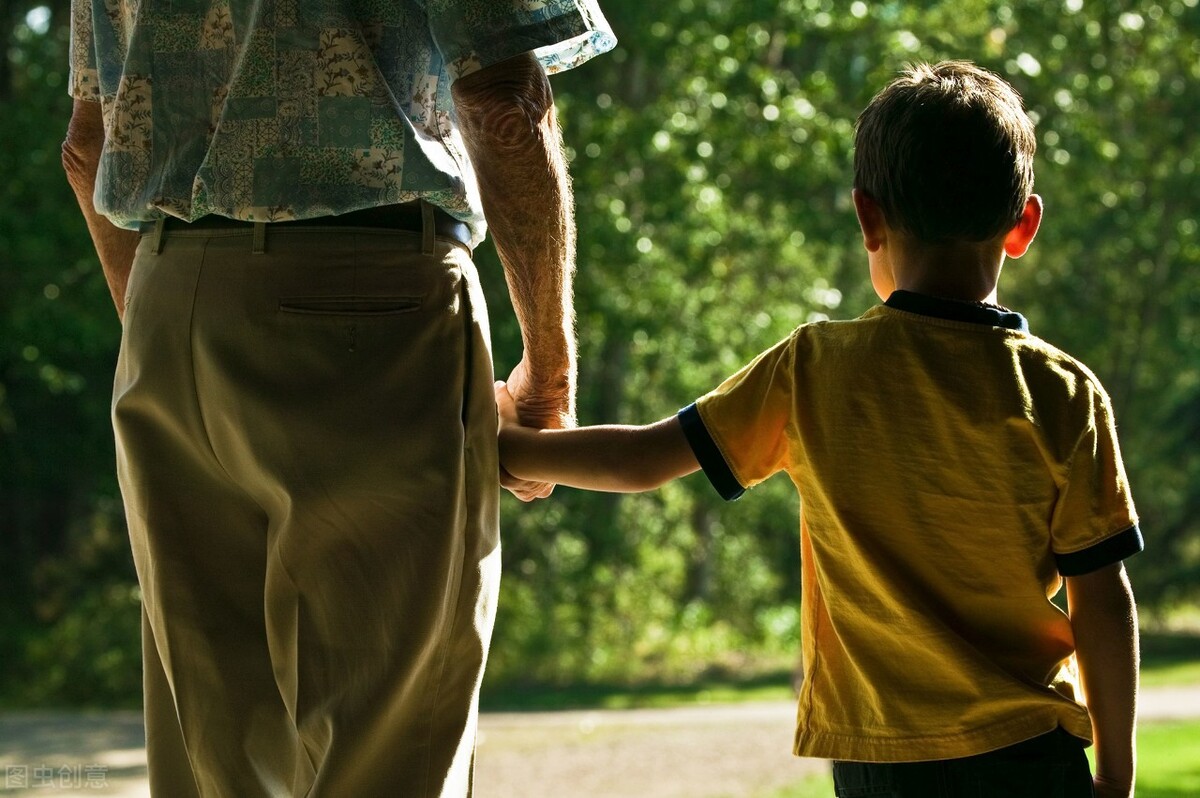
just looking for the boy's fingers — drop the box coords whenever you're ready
[494,381,519,421]
[499,467,555,501]
[495,377,551,498]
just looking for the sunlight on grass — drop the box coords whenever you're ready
[1141,659,1200,688]
[1122,720,1200,798]
[483,628,1198,712]
[481,670,797,712]
[757,721,1200,798]
[1084,720,1200,797]
[595,680,794,710]
[1140,631,1200,688]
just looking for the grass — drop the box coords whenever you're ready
[1132,719,1200,798]
[480,631,1200,796]
[1140,631,1200,688]
[752,720,1200,798]
[482,630,1200,713]
[480,669,796,712]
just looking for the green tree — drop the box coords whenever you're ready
[484,0,1200,682]
[999,0,1200,607]
[1,6,136,703]
[2,0,1197,704]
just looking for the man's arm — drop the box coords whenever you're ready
[62,98,140,322]
[451,53,575,500]
[496,382,700,493]
[1065,561,1139,798]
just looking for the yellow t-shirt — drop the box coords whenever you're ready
[681,291,1141,762]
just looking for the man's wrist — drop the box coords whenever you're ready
[520,340,576,400]
[516,387,575,427]
[521,364,573,394]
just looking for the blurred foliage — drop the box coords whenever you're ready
[1,0,1197,704]
[0,4,135,704]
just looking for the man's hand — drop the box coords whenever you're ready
[498,358,572,501]
[505,356,573,430]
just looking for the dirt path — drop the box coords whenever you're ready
[2,686,1199,797]
[474,701,825,798]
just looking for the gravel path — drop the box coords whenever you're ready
[2,686,1198,797]
[474,701,825,798]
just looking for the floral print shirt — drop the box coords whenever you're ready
[68,0,615,244]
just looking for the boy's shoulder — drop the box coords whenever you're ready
[1009,330,1114,405]
[788,304,1115,407]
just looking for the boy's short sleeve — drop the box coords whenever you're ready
[1051,382,1142,576]
[679,332,797,501]
[427,0,617,81]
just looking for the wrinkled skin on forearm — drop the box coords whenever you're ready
[62,98,140,322]
[452,53,578,501]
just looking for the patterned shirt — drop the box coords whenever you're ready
[68,0,615,244]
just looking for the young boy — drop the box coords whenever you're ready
[496,61,1141,798]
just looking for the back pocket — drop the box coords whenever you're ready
[278,295,423,316]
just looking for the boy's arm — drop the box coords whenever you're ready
[1065,561,1139,798]
[497,382,700,495]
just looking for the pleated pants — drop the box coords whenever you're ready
[113,220,500,797]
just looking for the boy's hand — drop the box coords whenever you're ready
[495,380,520,430]
[495,380,554,501]
[1093,776,1133,798]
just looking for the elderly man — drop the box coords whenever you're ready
[62,2,614,795]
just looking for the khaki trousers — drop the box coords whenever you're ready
[114,220,500,797]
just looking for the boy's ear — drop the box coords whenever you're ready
[1003,195,1043,258]
[852,189,886,253]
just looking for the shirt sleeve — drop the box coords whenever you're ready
[426,0,617,80]
[1050,381,1142,576]
[68,0,99,99]
[681,332,798,501]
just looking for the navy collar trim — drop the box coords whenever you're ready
[884,290,1029,332]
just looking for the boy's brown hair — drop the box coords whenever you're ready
[853,60,1036,245]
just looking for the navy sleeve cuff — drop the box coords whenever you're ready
[1056,525,1144,576]
[678,403,744,501]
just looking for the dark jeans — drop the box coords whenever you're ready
[833,728,1094,797]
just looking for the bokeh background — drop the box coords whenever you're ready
[2,0,1198,711]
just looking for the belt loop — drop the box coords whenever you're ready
[420,200,435,255]
[252,222,266,255]
[151,218,166,255]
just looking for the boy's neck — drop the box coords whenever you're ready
[889,238,1005,304]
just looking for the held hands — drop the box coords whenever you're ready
[494,380,521,433]
[497,357,571,502]
[495,378,552,502]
